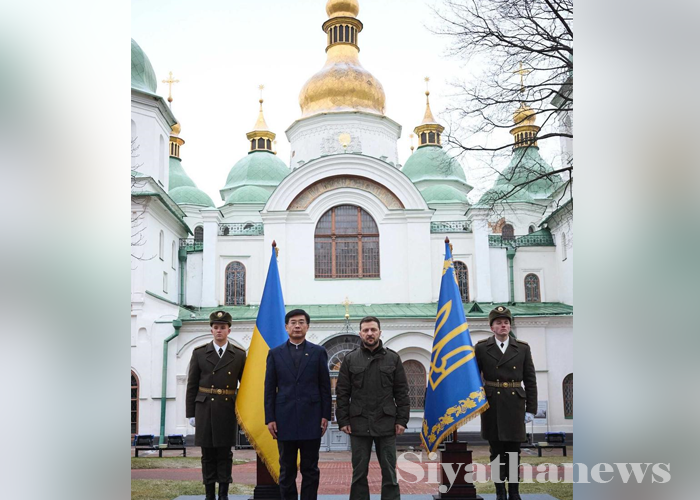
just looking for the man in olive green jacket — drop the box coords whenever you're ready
[336,316,410,500]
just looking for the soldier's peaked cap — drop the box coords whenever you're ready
[488,305,513,325]
[209,310,232,326]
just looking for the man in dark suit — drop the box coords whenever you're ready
[475,306,537,500]
[264,309,332,500]
[186,310,247,500]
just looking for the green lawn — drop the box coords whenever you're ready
[132,480,253,500]
[131,457,248,469]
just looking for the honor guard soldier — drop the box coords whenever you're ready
[186,311,247,500]
[475,306,537,500]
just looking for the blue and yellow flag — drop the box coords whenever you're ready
[421,240,489,453]
[235,243,288,481]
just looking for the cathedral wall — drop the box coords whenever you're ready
[513,247,557,302]
[489,247,510,302]
[141,204,186,303]
[286,112,401,168]
[131,100,172,189]
[216,236,265,306]
[185,252,203,307]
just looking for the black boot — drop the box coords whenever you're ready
[495,482,508,500]
[205,483,216,500]
[218,482,229,500]
[507,482,522,500]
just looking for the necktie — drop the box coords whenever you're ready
[500,343,504,349]
[218,347,223,357]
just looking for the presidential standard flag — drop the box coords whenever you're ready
[421,238,489,453]
[235,242,288,480]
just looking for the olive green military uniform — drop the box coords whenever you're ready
[475,306,537,499]
[336,341,410,500]
[186,311,246,491]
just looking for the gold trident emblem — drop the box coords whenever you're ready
[428,300,474,390]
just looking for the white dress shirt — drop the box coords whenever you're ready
[213,341,227,357]
[495,335,509,354]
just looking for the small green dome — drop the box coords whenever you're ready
[131,39,157,94]
[222,151,289,192]
[225,185,272,205]
[420,184,468,204]
[169,157,196,190]
[477,184,535,207]
[402,146,467,185]
[494,147,561,198]
[169,186,215,207]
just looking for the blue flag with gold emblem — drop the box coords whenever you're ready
[421,239,489,453]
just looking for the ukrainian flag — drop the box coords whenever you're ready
[421,239,489,453]
[235,243,288,480]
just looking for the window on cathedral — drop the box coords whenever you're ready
[251,139,256,150]
[421,132,427,144]
[563,373,573,419]
[131,371,139,435]
[351,27,355,44]
[314,205,380,279]
[344,25,349,42]
[163,271,168,293]
[561,232,567,261]
[324,335,363,423]
[159,230,164,260]
[454,261,470,302]
[172,241,177,270]
[333,26,338,43]
[257,138,265,150]
[194,226,204,243]
[502,223,514,240]
[524,273,541,302]
[403,360,426,409]
[428,131,436,143]
[225,261,246,305]
[266,139,271,150]
[529,225,536,234]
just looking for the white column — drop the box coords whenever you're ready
[471,214,493,302]
[201,209,222,307]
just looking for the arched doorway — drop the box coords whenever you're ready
[131,371,139,437]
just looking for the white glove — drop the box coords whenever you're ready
[189,417,196,427]
[524,412,534,423]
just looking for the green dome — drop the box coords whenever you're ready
[420,184,468,204]
[131,39,157,94]
[169,186,215,207]
[402,146,468,185]
[224,185,272,204]
[222,151,289,191]
[169,157,196,190]
[477,185,535,206]
[494,147,561,198]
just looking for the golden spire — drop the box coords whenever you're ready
[162,71,179,104]
[509,63,539,149]
[298,0,385,117]
[414,76,444,148]
[246,84,276,152]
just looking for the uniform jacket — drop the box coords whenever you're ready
[186,341,246,447]
[475,335,537,442]
[335,341,410,437]
[264,340,332,441]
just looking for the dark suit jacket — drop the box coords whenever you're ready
[186,341,246,447]
[474,335,537,442]
[264,340,332,441]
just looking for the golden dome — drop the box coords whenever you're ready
[326,0,359,18]
[513,102,536,126]
[171,122,181,136]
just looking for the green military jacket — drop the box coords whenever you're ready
[336,341,410,436]
[474,335,537,442]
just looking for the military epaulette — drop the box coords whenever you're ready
[516,339,529,345]
[231,344,246,353]
[476,338,488,344]
[194,344,207,351]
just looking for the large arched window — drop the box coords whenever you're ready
[502,223,515,240]
[194,226,204,243]
[524,273,541,302]
[563,373,573,419]
[403,360,426,410]
[131,371,139,436]
[225,261,246,305]
[454,261,470,302]
[314,205,380,279]
[323,335,363,423]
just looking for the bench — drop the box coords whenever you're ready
[532,443,567,457]
[133,434,187,457]
[521,432,567,457]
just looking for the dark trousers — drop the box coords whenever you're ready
[201,446,233,485]
[277,438,321,500]
[488,440,521,483]
[350,435,399,500]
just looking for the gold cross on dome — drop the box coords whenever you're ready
[162,71,180,103]
[341,297,353,318]
[513,62,531,93]
[259,84,265,101]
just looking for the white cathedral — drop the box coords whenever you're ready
[131,0,573,450]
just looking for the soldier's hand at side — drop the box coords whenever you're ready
[524,413,534,423]
[395,424,406,435]
[321,418,329,436]
[267,421,278,439]
[340,425,351,434]
[189,418,195,427]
